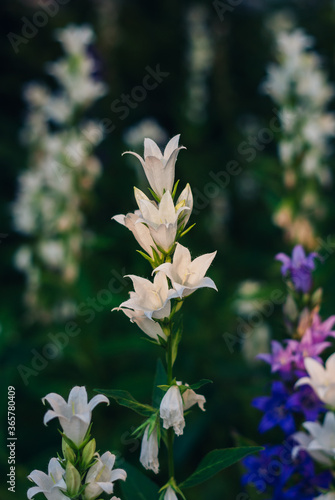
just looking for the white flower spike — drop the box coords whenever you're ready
[124,134,186,198]
[160,385,185,436]
[155,243,217,298]
[118,272,174,320]
[295,353,335,407]
[43,386,109,447]
[84,451,127,499]
[27,458,67,500]
[140,425,160,474]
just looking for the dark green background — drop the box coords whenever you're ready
[2,0,335,498]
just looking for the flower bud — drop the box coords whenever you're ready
[82,438,96,468]
[62,439,76,463]
[66,462,81,497]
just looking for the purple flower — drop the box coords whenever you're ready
[286,328,330,372]
[258,341,296,376]
[241,445,293,493]
[253,381,296,435]
[275,245,319,294]
[287,385,325,421]
[308,313,335,343]
[282,453,332,500]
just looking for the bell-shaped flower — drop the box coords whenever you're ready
[118,272,174,320]
[154,243,217,298]
[124,135,185,198]
[28,458,67,500]
[164,486,178,500]
[84,451,127,500]
[176,183,193,228]
[112,212,159,259]
[296,353,335,407]
[136,190,189,253]
[140,425,159,474]
[160,385,185,436]
[292,429,333,466]
[181,384,206,411]
[293,412,335,465]
[43,386,109,447]
[115,307,167,342]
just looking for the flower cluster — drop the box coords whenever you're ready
[243,245,335,498]
[113,135,217,343]
[111,135,217,499]
[263,20,335,249]
[27,386,126,500]
[13,25,107,322]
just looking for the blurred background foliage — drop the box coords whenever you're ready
[2,0,335,499]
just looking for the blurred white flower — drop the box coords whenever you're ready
[84,452,127,499]
[124,118,168,149]
[296,353,335,407]
[140,425,159,474]
[160,385,185,436]
[43,386,109,447]
[27,458,67,500]
[154,242,217,298]
[292,412,335,465]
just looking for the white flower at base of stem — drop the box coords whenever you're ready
[140,425,160,474]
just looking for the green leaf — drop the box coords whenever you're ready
[171,179,180,200]
[179,447,263,490]
[171,325,183,367]
[152,359,167,408]
[189,379,213,391]
[136,250,154,265]
[95,389,155,417]
[120,461,159,500]
[148,188,161,203]
[180,223,196,238]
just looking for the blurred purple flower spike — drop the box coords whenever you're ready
[275,245,319,293]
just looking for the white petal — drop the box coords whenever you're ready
[163,134,180,159]
[189,251,217,284]
[304,358,326,385]
[144,138,162,159]
[28,470,51,490]
[88,394,109,411]
[110,468,127,482]
[68,386,88,413]
[27,487,43,499]
[112,214,126,226]
[42,393,68,416]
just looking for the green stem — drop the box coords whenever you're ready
[167,321,175,479]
